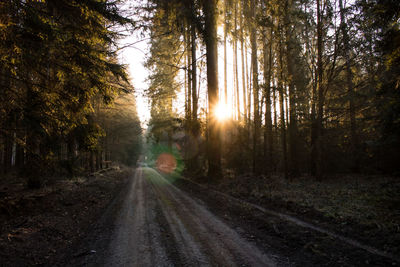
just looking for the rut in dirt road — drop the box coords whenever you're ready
[104,167,277,266]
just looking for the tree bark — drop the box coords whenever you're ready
[284,0,298,178]
[278,27,288,180]
[339,0,358,173]
[204,0,222,178]
[15,129,25,168]
[263,25,273,174]
[250,0,260,173]
[240,1,247,124]
[96,150,101,170]
[234,0,240,121]
[187,23,192,121]
[224,0,228,105]
[105,134,109,168]
[310,66,317,176]
[184,21,188,120]
[246,43,251,124]
[190,15,199,171]
[315,0,324,180]
[191,21,198,124]
[3,130,13,174]
[90,151,94,173]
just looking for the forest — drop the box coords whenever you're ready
[0,0,142,187]
[1,0,400,266]
[1,0,399,183]
[144,0,400,180]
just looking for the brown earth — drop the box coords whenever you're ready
[1,166,399,266]
[210,173,400,256]
[64,167,279,266]
[63,167,398,266]
[0,166,132,266]
[178,173,400,266]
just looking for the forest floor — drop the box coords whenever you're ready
[1,165,399,266]
[185,172,400,264]
[65,167,280,266]
[61,167,398,266]
[0,166,132,266]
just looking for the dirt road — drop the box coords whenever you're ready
[64,167,397,267]
[66,167,279,266]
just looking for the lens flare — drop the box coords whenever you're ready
[156,153,177,174]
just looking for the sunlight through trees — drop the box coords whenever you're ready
[137,0,400,179]
[1,0,399,182]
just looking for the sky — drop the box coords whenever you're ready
[118,32,151,128]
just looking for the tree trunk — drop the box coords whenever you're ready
[187,23,192,122]
[278,30,288,180]
[273,78,277,132]
[190,17,199,171]
[96,150,101,170]
[246,43,251,123]
[224,0,228,105]
[339,0,358,173]
[25,130,41,187]
[311,67,317,175]
[3,130,13,174]
[234,0,240,121]
[184,21,188,120]
[284,0,298,178]
[263,25,273,174]
[25,82,43,187]
[240,3,247,124]
[191,21,198,124]
[15,130,25,168]
[204,0,222,178]
[233,44,237,119]
[90,151,94,173]
[303,2,317,176]
[99,149,103,169]
[105,135,109,168]
[250,0,260,173]
[315,0,324,180]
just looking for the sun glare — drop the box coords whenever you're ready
[214,102,231,121]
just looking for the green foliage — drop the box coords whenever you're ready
[75,121,105,151]
[101,94,142,166]
[0,0,141,181]
[141,0,400,177]
[355,0,400,172]
[144,1,183,143]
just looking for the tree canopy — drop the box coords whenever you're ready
[0,0,141,186]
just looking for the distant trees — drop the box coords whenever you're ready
[145,3,181,146]
[143,0,223,177]
[357,0,400,173]
[100,94,142,167]
[0,0,141,186]
[142,0,400,179]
